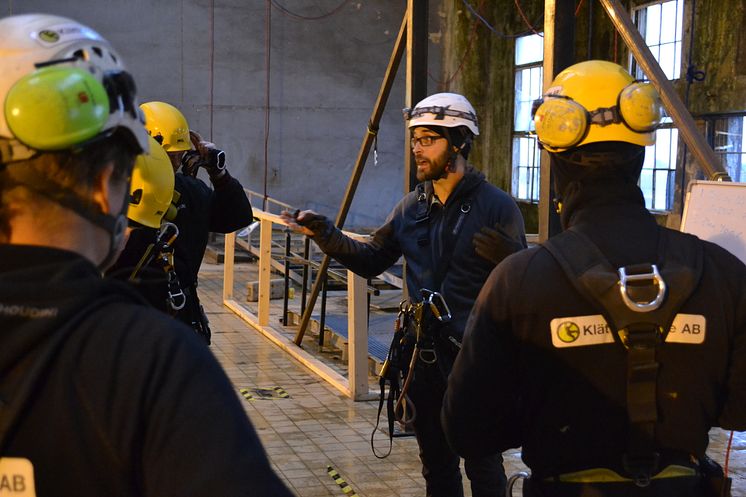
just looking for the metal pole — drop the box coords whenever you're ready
[539,0,575,242]
[300,237,310,317]
[598,0,730,181]
[319,274,328,347]
[294,13,408,345]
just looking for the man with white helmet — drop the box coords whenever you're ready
[282,92,526,497]
[443,60,746,497]
[0,13,291,497]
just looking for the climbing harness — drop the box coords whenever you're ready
[129,222,186,313]
[526,226,731,496]
[371,288,452,459]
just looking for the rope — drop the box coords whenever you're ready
[460,0,543,39]
[429,6,480,90]
[575,0,587,17]
[514,0,543,37]
[209,0,215,141]
[263,0,271,210]
[724,430,734,476]
[270,0,351,21]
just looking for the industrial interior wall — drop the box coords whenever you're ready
[3,1,443,228]
[440,0,746,232]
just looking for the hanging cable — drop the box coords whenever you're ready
[680,0,706,208]
[461,0,543,39]
[575,0,586,17]
[270,0,351,21]
[514,0,543,37]
[684,0,705,105]
[586,0,593,60]
[209,0,215,142]
[263,0,271,210]
[430,2,481,90]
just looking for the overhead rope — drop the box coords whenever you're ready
[209,0,215,141]
[460,0,544,39]
[270,0,351,21]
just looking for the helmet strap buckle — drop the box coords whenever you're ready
[589,106,623,127]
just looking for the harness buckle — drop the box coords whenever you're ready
[617,264,667,313]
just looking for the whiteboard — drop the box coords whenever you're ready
[680,180,746,264]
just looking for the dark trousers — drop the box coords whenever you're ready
[408,361,506,497]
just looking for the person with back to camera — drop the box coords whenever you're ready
[282,92,527,497]
[139,101,254,345]
[442,60,746,497]
[0,13,292,497]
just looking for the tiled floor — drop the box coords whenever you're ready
[197,262,746,497]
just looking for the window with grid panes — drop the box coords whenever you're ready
[707,115,746,182]
[511,34,543,202]
[630,0,684,211]
[640,119,678,211]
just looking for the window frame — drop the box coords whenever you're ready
[511,34,544,203]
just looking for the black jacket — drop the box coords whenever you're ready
[108,171,252,319]
[443,186,746,477]
[308,167,526,336]
[172,171,253,289]
[0,245,291,497]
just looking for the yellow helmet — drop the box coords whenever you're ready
[532,60,663,153]
[128,135,175,228]
[139,101,191,152]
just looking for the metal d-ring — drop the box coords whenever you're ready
[617,264,667,313]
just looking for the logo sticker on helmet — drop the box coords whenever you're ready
[34,23,99,47]
[37,30,59,43]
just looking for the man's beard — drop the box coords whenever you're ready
[415,150,451,182]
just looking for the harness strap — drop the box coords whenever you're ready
[415,183,429,247]
[543,227,703,485]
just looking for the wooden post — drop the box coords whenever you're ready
[258,218,273,326]
[347,271,370,400]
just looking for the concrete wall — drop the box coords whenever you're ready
[4,1,444,228]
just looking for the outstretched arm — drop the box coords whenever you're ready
[280,209,401,278]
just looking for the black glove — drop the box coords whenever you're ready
[292,210,331,235]
[472,223,524,265]
[180,148,226,179]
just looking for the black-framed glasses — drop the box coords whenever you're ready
[410,135,445,149]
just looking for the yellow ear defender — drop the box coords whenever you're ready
[533,80,663,153]
[4,65,110,151]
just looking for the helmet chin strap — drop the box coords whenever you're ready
[440,128,472,177]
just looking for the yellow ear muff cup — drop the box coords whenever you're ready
[618,82,663,133]
[534,97,589,151]
[4,66,109,150]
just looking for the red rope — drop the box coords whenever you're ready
[429,9,480,90]
[514,0,543,37]
[575,0,586,17]
[724,430,734,476]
